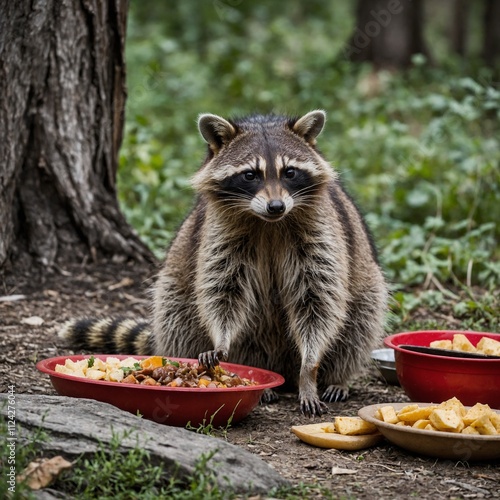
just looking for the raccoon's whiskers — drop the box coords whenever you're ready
[291,181,324,200]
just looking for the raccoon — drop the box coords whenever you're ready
[60,110,388,416]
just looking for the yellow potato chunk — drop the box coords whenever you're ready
[86,368,106,380]
[452,334,477,353]
[438,397,466,417]
[68,368,86,378]
[398,404,419,414]
[92,358,107,371]
[379,406,399,424]
[462,426,480,435]
[398,406,437,423]
[55,365,73,375]
[65,359,87,371]
[429,409,464,432]
[463,403,493,425]
[108,369,125,382]
[374,399,500,435]
[476,337,500,356]
[429,339,452,350]
[334,417,378,436]
[105,357,121,367]
[322,423,337,433]
[412,419,431,429]
[488,412,500,432]
[469,415,498,435]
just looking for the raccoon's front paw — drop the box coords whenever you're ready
[321,384,349,403]
[198,349,228,369]
[260,388,279,404]
[300,396,328,417]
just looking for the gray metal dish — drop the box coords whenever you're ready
[371,348,399,385]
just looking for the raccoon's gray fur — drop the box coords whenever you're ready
[60,110,388,416]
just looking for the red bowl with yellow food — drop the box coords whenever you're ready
[384,331,500,409]
[37,355,284,427]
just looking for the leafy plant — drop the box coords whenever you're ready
[59,430,234,499]
[0,412,47,500]
[186,401,240,439]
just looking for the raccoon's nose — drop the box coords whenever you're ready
[267,200,285,215]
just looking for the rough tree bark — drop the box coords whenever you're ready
[451,0,467,57]
[483,0,500,67]
[0,0,155,270]
[344,0,430,68]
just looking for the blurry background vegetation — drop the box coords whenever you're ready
[118,0,499,330]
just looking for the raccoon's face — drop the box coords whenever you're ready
[192,111,335,222]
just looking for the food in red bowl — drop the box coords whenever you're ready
[383,331,500,409]
[37,355,285,427]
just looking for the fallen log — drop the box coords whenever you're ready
[0,394,287,494]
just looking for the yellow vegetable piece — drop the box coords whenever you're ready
[437,397,466,417]
[412,419,431,429]
[374,399,499,435]
[140,356,165,370]
[398,404,419,414]
[397,406,436,423]
[429,409,464,432]
[452,333,477,352]
[463,403,493,425]
[462,426,480,435]
[379,405,399,424]
[291,423,382,450]
[488,412,500,432]
[469,415,498,435]
[334,417,378,436]
[476,337,500,356]
[429,339,452,350]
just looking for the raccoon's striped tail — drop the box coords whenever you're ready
[58,317,153,355]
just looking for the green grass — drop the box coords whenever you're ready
[185,401,239,439]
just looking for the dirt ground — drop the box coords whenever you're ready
[1,261,499,500]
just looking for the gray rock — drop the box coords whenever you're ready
[1,394,287,494]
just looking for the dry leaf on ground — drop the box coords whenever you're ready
[17,456,72,489]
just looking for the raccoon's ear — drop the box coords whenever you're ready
[198,114,237,153]
[292,110,326,145]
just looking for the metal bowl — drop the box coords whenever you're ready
[371,348,399,385]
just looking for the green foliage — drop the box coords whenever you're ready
[0,414,44,500]
[62,430,165,498]
[120,1,499,291]
[59,430,234,499]
[390,287,499,333]
[185,402,239,439]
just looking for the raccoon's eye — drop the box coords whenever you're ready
[284,167,296,179]
[243,171,257,181]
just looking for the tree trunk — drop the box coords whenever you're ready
[0,0,155,270]
[451,0,467,57]
[483,0,500,67]
[344,0,430,68]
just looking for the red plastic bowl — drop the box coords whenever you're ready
[37,355,285,427]
[384,331,500,409]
